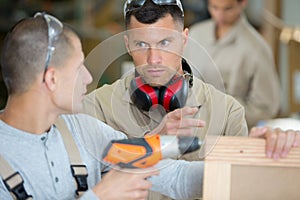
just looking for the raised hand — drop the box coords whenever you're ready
[250,127,300,159]
[150,106,206,136]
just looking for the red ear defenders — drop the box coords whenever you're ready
[130,75,188,112]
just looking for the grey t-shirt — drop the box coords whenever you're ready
[0,113,203,199]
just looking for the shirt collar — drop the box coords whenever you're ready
[212,14,246,46]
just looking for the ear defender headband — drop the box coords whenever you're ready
[130,74,188,112]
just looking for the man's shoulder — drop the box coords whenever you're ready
[60,113,103,130]
[188,19,215,45]
[189,19,214,32]
[87,74,133,99]
[238,19,272,55]
[193,77,242,107]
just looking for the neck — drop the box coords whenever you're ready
[0,92,59,134]
[215,25,230,39]
[215,16,241,40]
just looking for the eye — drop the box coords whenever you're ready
[224,6,234,12]
[159,39,171,48]
[135,41,149,49]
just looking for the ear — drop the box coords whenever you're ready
[182,28,189,49]
[124,34,132,56]
[43,67,57,91]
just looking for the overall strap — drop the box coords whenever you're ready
[55,116,88,197]
[0,155,32,200]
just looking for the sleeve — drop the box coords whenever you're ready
[238,49,281,128]
[83,90,107,123]
[224,96,249,137]
[149,159,204,199]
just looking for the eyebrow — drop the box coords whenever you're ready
[131,36,175,45]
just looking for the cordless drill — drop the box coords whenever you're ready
[102,135,202,168]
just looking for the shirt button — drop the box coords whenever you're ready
[51,161,54,167]
[55,177,59,183]
[41,137,46,141]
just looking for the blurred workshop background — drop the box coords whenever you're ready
[0,0,299,121]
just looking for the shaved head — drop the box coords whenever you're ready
[1,17,78,94]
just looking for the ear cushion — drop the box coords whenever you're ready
[159,76,188,112]
[130,75,188,112]
[130,76,159,111]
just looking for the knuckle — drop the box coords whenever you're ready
[268,132,277,141]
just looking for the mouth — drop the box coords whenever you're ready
[147,68,165,77]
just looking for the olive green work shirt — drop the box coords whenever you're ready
[83,73,248,161]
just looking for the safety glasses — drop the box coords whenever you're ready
[34,12,63,78]
[123,0,184,18]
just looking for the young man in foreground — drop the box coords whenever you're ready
[0,12,203,199]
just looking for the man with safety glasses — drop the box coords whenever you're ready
[0,12,204,200]
[83,1,300,199]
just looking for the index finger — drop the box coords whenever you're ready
[170,106,199,120]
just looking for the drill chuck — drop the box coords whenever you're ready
[160,136,202,159]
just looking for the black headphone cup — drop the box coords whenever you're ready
[130,77,158,111]
[130,76,188,112]
[161,77,188,111]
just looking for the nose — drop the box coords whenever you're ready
[83,65,93,85]
[214,10,225,21]
[147,47,162,65]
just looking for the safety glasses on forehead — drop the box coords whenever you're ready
[34,12,63,80]
[124,0,184,18]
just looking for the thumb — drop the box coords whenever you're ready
[249,126,268,138]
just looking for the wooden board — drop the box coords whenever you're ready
[203,136,300,200]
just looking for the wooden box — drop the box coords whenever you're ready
[203,136,300,200]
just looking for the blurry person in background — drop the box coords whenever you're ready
[185,0,281,128]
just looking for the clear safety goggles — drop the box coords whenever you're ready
[34,12,63,74]
[123,0,184,18]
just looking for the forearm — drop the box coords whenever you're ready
[149,159,204,199]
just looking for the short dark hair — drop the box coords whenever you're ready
[125,0,184,29]
[1,16,78,94]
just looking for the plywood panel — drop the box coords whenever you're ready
[203,136,300,200]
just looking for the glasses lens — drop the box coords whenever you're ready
[34,12,63,72]
[44,15,63,48]
[124,0,184,18]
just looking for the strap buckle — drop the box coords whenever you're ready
[71,165,88,196]
[4,172,32,200]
